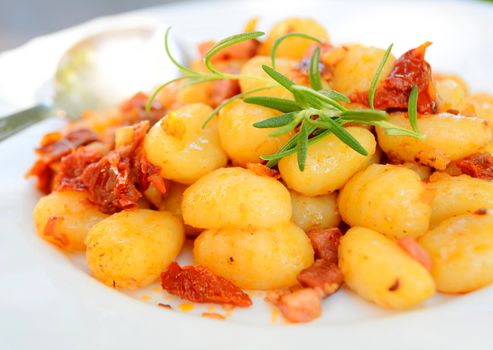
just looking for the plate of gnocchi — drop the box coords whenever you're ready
[2,0,493,349]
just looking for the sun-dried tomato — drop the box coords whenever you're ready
[27,128,99,193]
[119,92,165,126]
[80,152,141,214]
[43,215,68,248]
[35,128,99,163]
[161,262,252,307]
[76,121,165,214]
[454,152,493,180]
[352,42,436,114]
[55,145,106,191]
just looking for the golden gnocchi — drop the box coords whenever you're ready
[144,103,228,184]
[338,164,432,239]
[419,211,493,293]
[339,227,435,309]
[85,209,184,289]
[428,173,493,227]
[376,112,492,169]
[194,222,314,290]
[279,127,376,196]
[182,167,291,229]
[33,190,108,251]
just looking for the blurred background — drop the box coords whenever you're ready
[0,0,491,52]
[0,0,204,52]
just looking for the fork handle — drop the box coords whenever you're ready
[0,104,54,142]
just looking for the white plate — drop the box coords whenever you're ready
[1,1,493,349]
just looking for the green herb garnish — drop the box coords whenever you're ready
[408,85,420,133]
[368,43,393,109]
[148,29,425,171]
[270,32,322,69]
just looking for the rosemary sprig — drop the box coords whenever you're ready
[368,43,393,109]
[408,85,420,133]
[270,32,322,69]
[147,28,425,171]
[145,27,270,114]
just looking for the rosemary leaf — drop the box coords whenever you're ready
[308,47,323,91]
[340,109,388,122]
[368,43,393,109]
[145,77,185,114]
[253,112,297,128]
[375,121,425,139]
[408,85,420,132]
[291,85,346,111]
[269,117,300,137]
[320,113,369,155]
[244,96,301,112]
[271,32,321,69]
[262,64,296,92]
[164,27,199,76]
[319,89,350,103]
[296,122,309,171]
[204,31,264,75]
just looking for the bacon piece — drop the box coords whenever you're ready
[267,288,322,323]
[119,92,165,126]
[246,163,281,179]
[198,39,259,63]
[297,259,343,297]
[161,262,252,307]
[397,236,432,271]
[454,152,493,180]
[43,215,68,248]
[306,227,342,264]
[209,79,241,108]
[352,42,436,114]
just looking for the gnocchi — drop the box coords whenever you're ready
[279,127,376,196]
[218,100,293,166]
[258,18,329,60]
[419,211,493,293]
[194,222,314,289]
[428,173,493,228]
[290,190,340,232]
[143,103,228,184]
[182,167,292,229]
[33,190,108,251]
[376,112,492,169]
[85,209,184,289]
[338,164,432,239]
[330,45,396,96]
[339,227,435,309]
